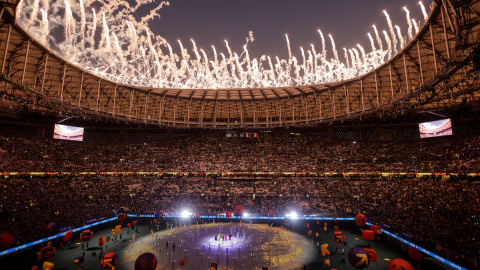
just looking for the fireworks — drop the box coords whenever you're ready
[404,6,414,40]
[383,10,398,52]
[419,1,428,22]
[16,0,428,90]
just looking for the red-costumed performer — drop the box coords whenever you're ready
[80,230,93,249]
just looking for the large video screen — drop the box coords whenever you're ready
[419,119,453,138]
[53,124,84,141]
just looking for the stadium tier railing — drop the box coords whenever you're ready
[0,217,117,256]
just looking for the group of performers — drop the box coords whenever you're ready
[214,233,232,242]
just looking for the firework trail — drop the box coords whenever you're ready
[317,29,326,56]
[145,28,153,49]
[212,45,218,67]
[235,53,244,79]
[27,0,40,31]
[383,10,397,52]
[178,40,190,73]
[191,39,202,71]
[244,46,252,71]
[225,40,233,59]
[311,44,317,69]
[267,56,274,77]
[368,33,376,52]
[90,8,97,50]
[112,32,125,66]
[126,20,139,57]
[352,48,360,66]
[40,8,48,44]
[42,0,48,16]
[343,48,349,69]
[412,19,419,34]
[373,25,383,51]
[307,50,313,76]
[393,26,404,50]
[329,34,339,62]
[16,0,24,21]
[101,12,111,52]
[139,45,147,73]
[419,1,428,22]
[404,7,413,40]
[178,40,185,58]
[79,0,86,45]
[292,56,300,82]
[301,47,306,71]
[286,34,292,62]
[383,30,392,59]
[63,0,72,41]
[357,44,366,64]
[349,49,356,69]
[200,48,209,74]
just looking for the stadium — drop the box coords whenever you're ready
[0,0,479,269]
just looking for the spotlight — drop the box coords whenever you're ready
[242,212,249,218]
[286,212,298,219]
[180,210,191,218]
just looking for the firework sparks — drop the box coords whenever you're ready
[16,0,428,89]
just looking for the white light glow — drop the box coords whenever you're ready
[286,212,298,219]
[15,1,427,90]
[180,210,191,218]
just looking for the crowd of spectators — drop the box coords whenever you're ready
[0,175,478,268]
[1,132,480,173]
[1,132,480,268]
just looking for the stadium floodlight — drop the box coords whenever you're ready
[286,212,298,219]
[180,210,191,218]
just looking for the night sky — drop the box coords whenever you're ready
[143,0,427,60]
